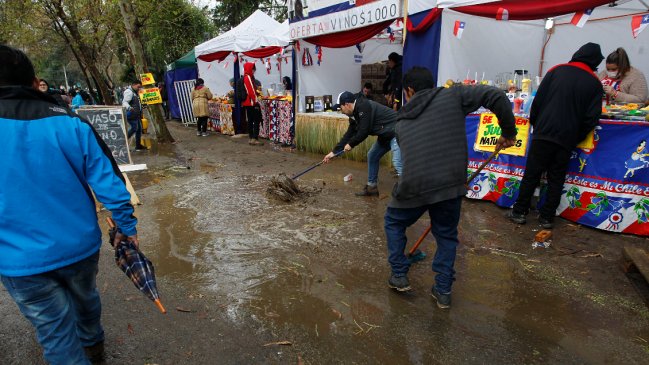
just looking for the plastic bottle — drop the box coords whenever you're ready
[522,91,536,116]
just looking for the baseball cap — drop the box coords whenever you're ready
[332,91,356,110]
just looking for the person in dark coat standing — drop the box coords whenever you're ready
[385,67,517,308]
[507,43,604,229]
[383,52,403,111]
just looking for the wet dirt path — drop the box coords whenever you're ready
[2,122,649,364]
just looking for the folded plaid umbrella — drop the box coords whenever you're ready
[107,218,166,314]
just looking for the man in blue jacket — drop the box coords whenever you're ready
[0,45,138,364]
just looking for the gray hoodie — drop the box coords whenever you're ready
[389,85,517,209]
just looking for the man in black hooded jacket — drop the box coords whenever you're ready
[507,43,604,229]
[385,67,517,309]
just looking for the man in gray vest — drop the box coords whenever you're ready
[324,92,402,196]
[121,81,146,151]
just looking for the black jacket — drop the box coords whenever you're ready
[383,62,403,107]
[390,85,517,209]
[530,43,604,150]
[334,96,397,153]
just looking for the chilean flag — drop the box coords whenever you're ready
[496,7,509,21]
[571,8,593,28]
[632,14,649,38]
[453,21,466,39]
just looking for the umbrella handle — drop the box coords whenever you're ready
[154,299,167,314]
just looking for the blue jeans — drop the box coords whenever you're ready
[1,252,103,365]
[384,197,462,294]
[127,118,142,147]
[367,137,402,185]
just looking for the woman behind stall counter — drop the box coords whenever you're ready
[598,47,648,104]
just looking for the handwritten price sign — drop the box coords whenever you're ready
[138,87,162,104]
[474,113,530,157]
[140,73,155,86]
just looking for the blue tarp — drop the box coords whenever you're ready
[165,67,198,119]
[402,12,442,84]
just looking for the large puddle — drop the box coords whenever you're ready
[142,170,649,363]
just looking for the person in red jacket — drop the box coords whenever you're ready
[242,62,263,145]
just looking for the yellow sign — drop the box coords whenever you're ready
[474,113,531,157]
[139,87,162,104]
[140,73,155,86]
[577,129,595,150]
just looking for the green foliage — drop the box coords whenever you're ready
[212,0,287,33]
[141,0,214,77]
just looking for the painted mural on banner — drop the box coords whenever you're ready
[289,0,401,38]
[465,115,649,236]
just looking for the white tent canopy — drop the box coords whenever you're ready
[430,1,649,85]
[195,10,289,56]
[263,20,290,46]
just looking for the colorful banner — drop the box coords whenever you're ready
[140,73,155,86]
[465,115,649,236]
[139,87,162,104]
[289,0,401,38]
[474,113,530,156]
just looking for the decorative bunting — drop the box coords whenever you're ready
[631,14,649,38]
[571,9,593,28]
[315,45,322,66]
[265,57,271,74]
[453,21,465,39]
[386,27,395,42]
[496,7,509,21]
[302,47,313,67]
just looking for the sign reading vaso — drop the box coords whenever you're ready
[289,0,401,39]
[77,107,132,165]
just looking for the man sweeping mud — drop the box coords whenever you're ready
[385,67,517,309]
[323,92,402,196]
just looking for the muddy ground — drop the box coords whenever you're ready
[2,121,649,365]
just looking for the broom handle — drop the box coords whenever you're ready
[408,146,502,255]
[292,150,344,180]
[467,146,502,185]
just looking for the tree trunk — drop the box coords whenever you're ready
[118,0,175,143]
[45,1,113,103]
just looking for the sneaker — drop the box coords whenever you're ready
[84,341,105,364]
[539,217,554,229]
[201,132,208,137]
[355,185,379,197]
[134,145,147,151]
[197,131,202,136]
[431,287,451,309]
[388,274,411,292]
[506,210,526,224]
[248,139,255,145]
